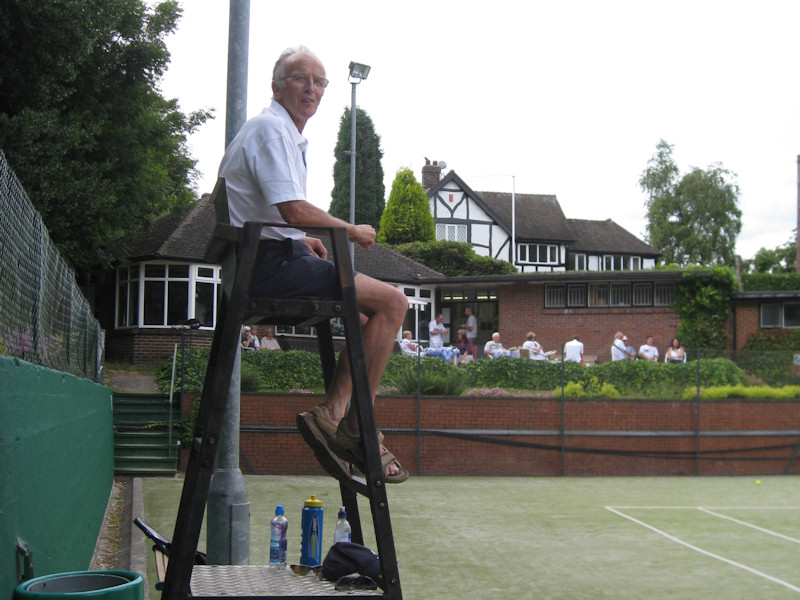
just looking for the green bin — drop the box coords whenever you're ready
[15,571,142,600]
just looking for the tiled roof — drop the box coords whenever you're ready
[477,191,576,243]
[114,194,443,281]
[566,218,660,256]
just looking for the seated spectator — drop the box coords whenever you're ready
[455,329,473,365]
[259,326,281,351]
[563,336,584,363]
[242,326,259,351]
[611,331,635,361]
[399,330,419,356]
[522,332,547,361]
[637,336,659,361]
[483,332,507,358]
[665,337,686,363]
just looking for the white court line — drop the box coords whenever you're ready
[698,508,800,544]
[605,506,800,594]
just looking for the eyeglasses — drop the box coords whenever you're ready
[289,564,322,576]
[334,575,378,592]
[280,73,329,89]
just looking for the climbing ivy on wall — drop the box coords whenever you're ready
[671,266,739,351]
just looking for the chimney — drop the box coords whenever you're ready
[421,158,443,191]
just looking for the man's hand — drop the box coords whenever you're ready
[301,236,327,259]
[348,224,376,249]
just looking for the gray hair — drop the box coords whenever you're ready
[272,45,317,89]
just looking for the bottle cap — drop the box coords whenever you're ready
[338,506,346,518]
[304,495,323,507]
[275,504,284,516]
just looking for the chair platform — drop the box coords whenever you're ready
[190,565,382,599]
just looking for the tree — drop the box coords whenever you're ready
[377,168,435,245]
[639,140,741,267]
[0,0,211,276]
[329,107,384,230]
[742,236,797,273]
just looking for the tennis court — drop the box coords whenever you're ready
[141,475,799,599]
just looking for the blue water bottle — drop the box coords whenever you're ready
[300,495,323,566]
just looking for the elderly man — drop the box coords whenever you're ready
[611,331,636,361]
[483,332,507,358]
[218,46,408,482]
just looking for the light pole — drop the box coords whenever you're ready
[347,61,371,266]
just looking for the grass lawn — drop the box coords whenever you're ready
[141,474,800,599]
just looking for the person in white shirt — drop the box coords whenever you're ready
[259,326,281,351]
[483,332,506,358]
[399,330,419,356]
[637,336,659,361]
[220,46,408,482]
[429,314,447,349]
[563,336,584,363]
[522,332,547,360]
[611,331,635,361]
[461,307,478,347]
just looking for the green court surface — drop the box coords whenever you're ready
[141,475,800,599]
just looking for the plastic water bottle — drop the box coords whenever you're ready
[269,505,288,568]
[300,495,323,566]
[333,506,351,544]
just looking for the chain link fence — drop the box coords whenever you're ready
[0,150,104,381]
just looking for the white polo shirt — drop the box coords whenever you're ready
[218,101,308,240]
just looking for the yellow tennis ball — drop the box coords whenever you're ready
[756,480,761,485]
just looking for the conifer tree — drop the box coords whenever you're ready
[377,168,435,245]
[329,107,385,230]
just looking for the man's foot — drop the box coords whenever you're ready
[333,419,409,484]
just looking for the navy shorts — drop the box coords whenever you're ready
[250,239,350,300]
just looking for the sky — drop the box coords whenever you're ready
[152,0,800,260]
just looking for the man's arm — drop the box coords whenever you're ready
[277,200,376,250]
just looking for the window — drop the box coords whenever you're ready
[761,302,800,328]
[436,223,467,242]
[519,243,558,265]
[609,284,631,307]
[567,284,587,307]
[545,285,566,308]
[632,283,652,306]
[654,283,675,306]
[568,253,586,270]
[116,262,221,329]
[760,304,781,328]
[588,283,609,307]
[602,255,641,271]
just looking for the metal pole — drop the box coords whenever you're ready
[511,175,516,267]
[224,0,250,148]
[348,80,357,266]
[208,0,250,566]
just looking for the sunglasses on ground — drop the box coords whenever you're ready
[289,564,322,576]
[334,575,378,591]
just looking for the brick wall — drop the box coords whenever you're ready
[181,393,800,477]
[497,283,682,362]
[106,329,213,366]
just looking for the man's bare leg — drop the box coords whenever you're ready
[319,274,407,472]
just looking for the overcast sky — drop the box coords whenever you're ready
[153,0,800,260]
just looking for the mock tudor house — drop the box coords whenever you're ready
[422,159,660,273]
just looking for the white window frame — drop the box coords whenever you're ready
[436,223,467,242]
[518,243,558,265]
[115,262,221,329]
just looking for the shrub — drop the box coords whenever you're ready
[682,384,800,400]
[383,356,466,396]
[558,377,620,399]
